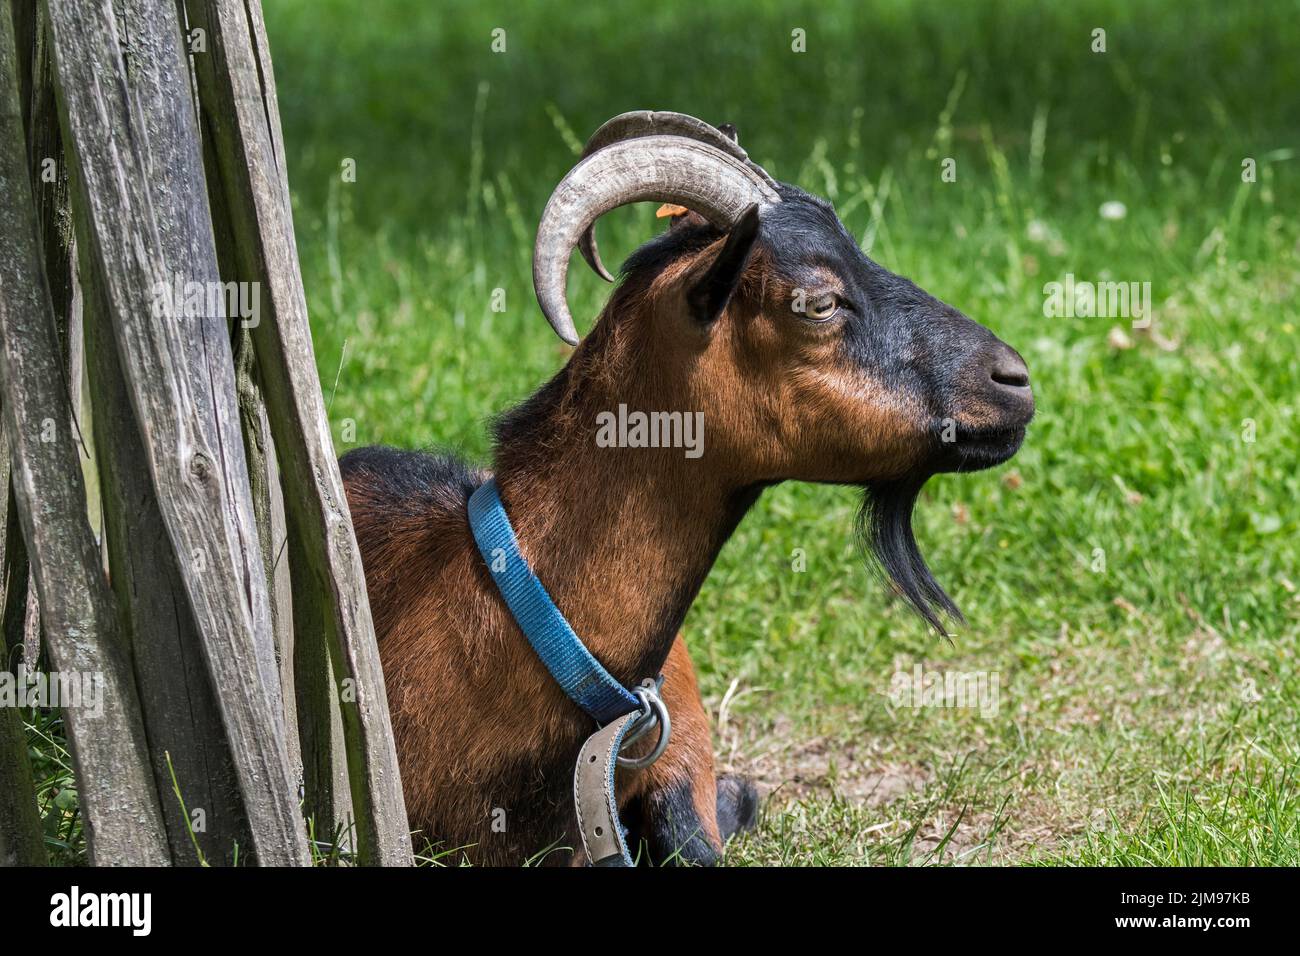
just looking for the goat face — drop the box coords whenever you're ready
[532,112,1034,630]
[653,186,1035,486]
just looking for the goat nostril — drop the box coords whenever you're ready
[990,358,1030,389]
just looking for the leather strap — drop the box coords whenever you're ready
[573,713,638,867]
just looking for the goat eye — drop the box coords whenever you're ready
[805,294,840,321]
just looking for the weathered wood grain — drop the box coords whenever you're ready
[0,439,46,867]
[266,405,301,791]
[0,5,170,866]
[18,3,75,678]
[77,0,280,866]
[23,2,77,381]
[235,11,350,846]
[42,0,307,865]
[186,0,411,864]
[291,524,355,856]
[83,267,253,865]
[1,5,74,866]
[232,331,305,795]
[114,0,282,706]
[0,486,31,671]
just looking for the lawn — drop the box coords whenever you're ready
[249,0,1300,865]
[31,0,1297,866]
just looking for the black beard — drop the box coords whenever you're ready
[856,476,962,637]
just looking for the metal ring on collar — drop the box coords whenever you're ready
[617,684,671,770]
[618,678,662,748]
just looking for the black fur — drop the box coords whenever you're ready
[625,773,760,866]
[619,218,722,280]
[339,444,479,513]
[686,202,762,325]
[484,737,590,866]
[715,773,760,840]
[626,780,719,866]
[858,479,963,638]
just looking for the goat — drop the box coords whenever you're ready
[341,112,1034,865]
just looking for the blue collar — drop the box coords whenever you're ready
[467,478,641,725]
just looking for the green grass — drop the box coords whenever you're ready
[1036,749,1300,866]
[22,706,83,865]
[25,0,1297,866]
[254,0,1300,865]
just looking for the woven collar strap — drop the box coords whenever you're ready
[467,478,641,725]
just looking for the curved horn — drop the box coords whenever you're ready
[534,135,781,345]
[576,112,779,282]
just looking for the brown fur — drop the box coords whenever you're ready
[344,216,1013,863]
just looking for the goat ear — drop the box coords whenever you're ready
[687,203,762,327]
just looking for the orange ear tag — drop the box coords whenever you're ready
[655,203,689,218]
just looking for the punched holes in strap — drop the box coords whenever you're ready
[574,712,639,867]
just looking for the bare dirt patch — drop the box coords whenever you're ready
[715,713,1081,863]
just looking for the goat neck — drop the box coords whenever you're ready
[490,321,756,689]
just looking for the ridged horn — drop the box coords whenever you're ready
[533,134,781,345]
[575,111,779,282]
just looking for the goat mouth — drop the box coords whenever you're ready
[933,423,1028,472]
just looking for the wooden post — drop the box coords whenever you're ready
[0,444,45,867]
[0,5,170,865]
[186,0,411,865]
[42,0,309,866]
[0,0,411,866]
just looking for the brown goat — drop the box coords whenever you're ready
[342,112,1034,865]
